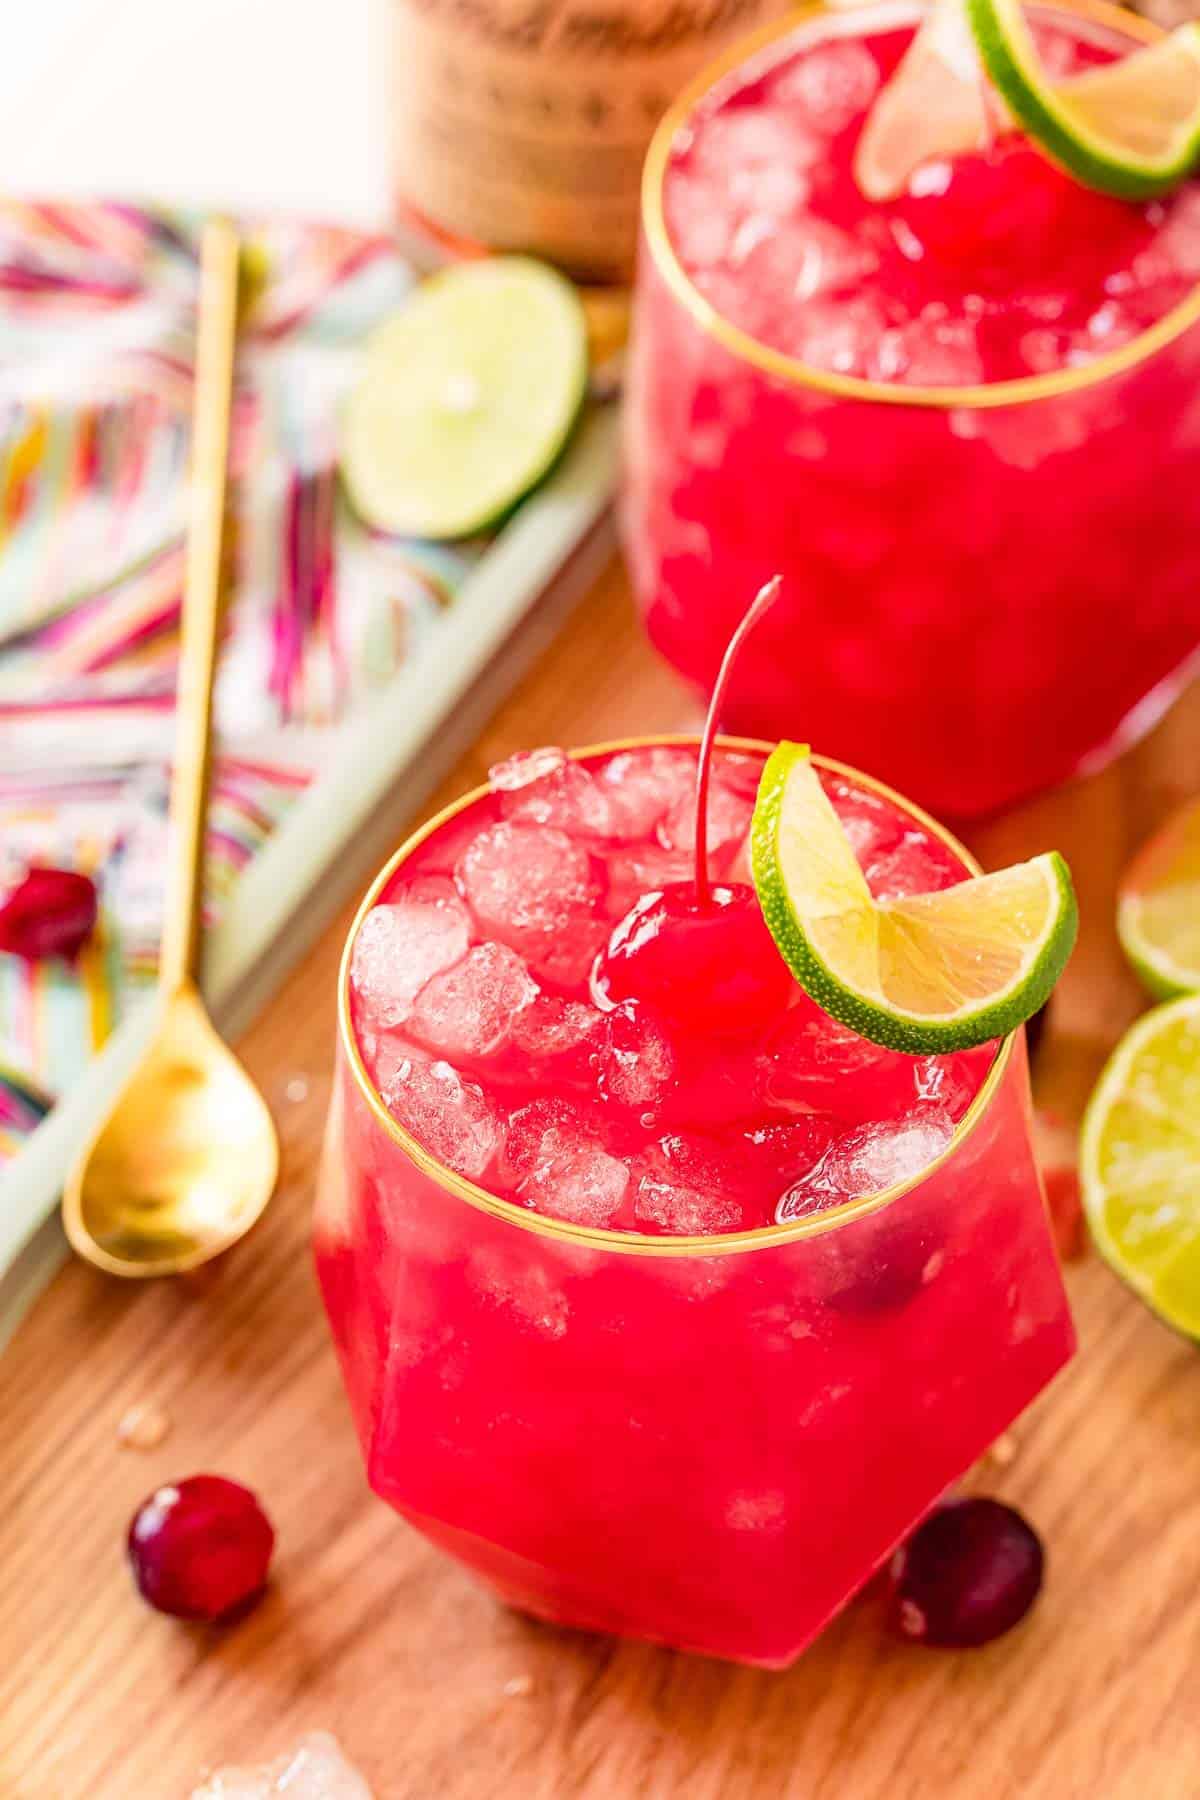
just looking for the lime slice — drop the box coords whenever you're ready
[967,0,1200,199]
[751,742,1077,1053]
[855,0,999,201]
[341,257,588,540]
[1118,798,1200,1000]
[1081,994,1200,1338]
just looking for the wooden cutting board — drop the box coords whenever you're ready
[2,558,1199,1800]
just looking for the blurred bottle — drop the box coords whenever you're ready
[389,0,791,280]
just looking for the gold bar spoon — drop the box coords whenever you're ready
[63,220,279,1278]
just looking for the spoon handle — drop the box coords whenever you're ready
[159,220,241,996]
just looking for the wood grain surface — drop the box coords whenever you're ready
[3,560,1200,1800]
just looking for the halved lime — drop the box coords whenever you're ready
[967,0,1200,199]
[341,257,588,540]
[751,742,1077,1053]
[1118,798,1200,1000]
[1081,993,1200,1338]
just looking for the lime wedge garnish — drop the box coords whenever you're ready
[1081,994,1200,1338]
[750,742,1077,1053]
[341,257,588,540]
[967,0,1200,199]
[855,0,998,201]
[1118,798,1200,1000]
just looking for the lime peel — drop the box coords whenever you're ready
[1117,797,1200,1001]
[967,0,1200,199]
[751,741,1077,1054]
[1081,992,1200,1339]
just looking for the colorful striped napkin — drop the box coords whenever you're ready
[0,201,490,1160]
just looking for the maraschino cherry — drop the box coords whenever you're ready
[593,579,792,1037]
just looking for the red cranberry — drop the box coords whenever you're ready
[593,881,793,1036]
[0,866,97,961]
[127,1475,275,1622]
[889,1497,1044,1648]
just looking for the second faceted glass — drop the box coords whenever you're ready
[623,0,1200,820]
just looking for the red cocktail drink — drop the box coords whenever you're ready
[623,1,1200,818]
[315,738,1072,1665]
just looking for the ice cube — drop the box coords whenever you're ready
[635,1134,746,1235]
[771,38,880,132]
[738,1117,837,1188]
[664,173,736,268]
[787,296,887,375]
[692,105,824,175]
[382,1057,500,1178]
[191,1732,373,1799]
[524,913,611,990]
[765,1000,908,1120]
[597,747,697,840]
[1147,189,1200,281]
[511,994,603,1059]
[1017,328,1067,374]
[657,778,753,856]
[825,778,906,866]
[496,757,617,838]
[505,1097,629,1226]
[728,163,811,217]
[864,829,963,899]
[778,1110,954,1218]
[1030,22,1081,77]
[458,822,600,939]
[349,883,470,1029]
[914,1045,994,1120]
[468,1244,570,1337]
[408,942,537,1059]
[733,217,879,304]
[488,746,568,792]
[597,1003,677,1111]
[1069,300,1140,362]
[364,1029,423,1096]
[882,316,984,387]
[604,843,694,920]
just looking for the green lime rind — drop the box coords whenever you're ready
[966,0,1200,200]
[751,741,1078,1054]
[1116,797,1200,1001]
[1118,924,1196,1003]
[341,256,589,542]
[1080,992,1200,1340]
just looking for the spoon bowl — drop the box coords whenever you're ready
[63,983,278,1277]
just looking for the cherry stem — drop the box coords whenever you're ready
[693,576,782,909]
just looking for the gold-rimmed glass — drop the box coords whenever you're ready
[622,0,1200,820]
[314,738,1073,1667]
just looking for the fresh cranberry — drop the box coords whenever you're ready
[127,1475,275,1622]
[889,1497,1044,1648]
[594,881,793,1036]
[0,866,97,961]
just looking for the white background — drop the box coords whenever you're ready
[0,0,391,227]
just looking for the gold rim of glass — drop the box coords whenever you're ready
[336,736,1015,1260]
[641,0,1200,413]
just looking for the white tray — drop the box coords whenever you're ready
[0,403,619,1351]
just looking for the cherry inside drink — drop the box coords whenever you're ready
[623,0,1200,818]
[315,738,1072,1665]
